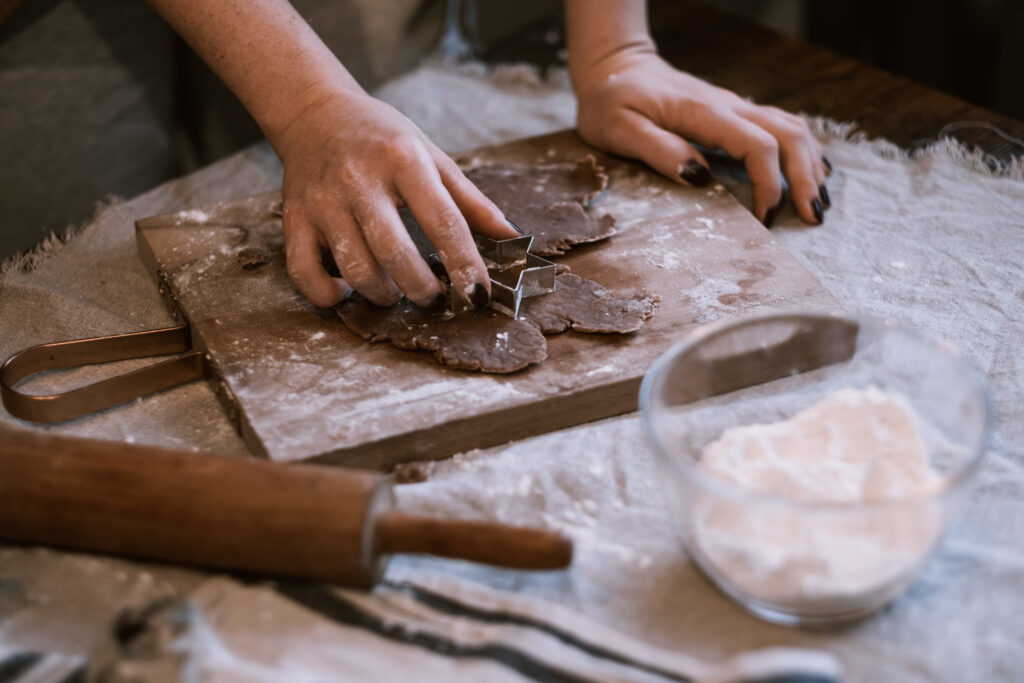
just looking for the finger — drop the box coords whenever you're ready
[596,109,712,186]
[811,147,827,187]
[283,209,352,308]
[353,193,446,307]
[319,204,402,307]
[432,150,522,240]
[809,147,830,210]
[696,112,784,223]
[769,133,823,225]
[395,158,491,309]
[809,139,829,182]
[738,107,827,223]
[669,104,783,221]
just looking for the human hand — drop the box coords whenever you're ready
[146,0,517,309]
[572,47,831,227]
[272,90,519,309]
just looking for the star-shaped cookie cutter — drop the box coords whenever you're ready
[430,234,557,318]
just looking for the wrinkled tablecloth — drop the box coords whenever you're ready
[2,62,1023,681]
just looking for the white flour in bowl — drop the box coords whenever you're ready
[689,387,946,608]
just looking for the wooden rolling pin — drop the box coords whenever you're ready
[0,429,572,586]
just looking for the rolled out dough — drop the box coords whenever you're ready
[336,157,659,373]
[464,156,617,256]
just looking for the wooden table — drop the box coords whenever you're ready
[483,0,1024,163]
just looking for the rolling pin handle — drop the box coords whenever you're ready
[372,510,573,570]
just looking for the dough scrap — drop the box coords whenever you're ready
[464,156,616,256]
[522,273,660,334]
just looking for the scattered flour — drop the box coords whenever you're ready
[690,387,946,609]
[681,276,743,323]
[174,209,211,224]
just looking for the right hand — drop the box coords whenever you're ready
[272,90,519,309]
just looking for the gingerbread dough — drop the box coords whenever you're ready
[336,156,659,374]
[339,300,548,373]
[339,272,657,373]
[520,273,658,335]
[464,156,617,256]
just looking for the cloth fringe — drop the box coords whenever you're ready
[806,117,1024,181]
[1,195,121,275]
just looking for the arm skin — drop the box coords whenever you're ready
[146,0,519,309]
[566,0,832,227]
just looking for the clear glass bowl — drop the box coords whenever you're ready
[639,312,992,627]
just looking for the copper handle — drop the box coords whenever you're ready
[1,325,204,423]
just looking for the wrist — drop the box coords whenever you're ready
[569,40,658,93]
[262,75,366,159]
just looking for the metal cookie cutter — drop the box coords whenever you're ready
[1,323,206,424]
[431,234,557,317]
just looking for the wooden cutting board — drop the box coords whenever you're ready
[136,130,837,469]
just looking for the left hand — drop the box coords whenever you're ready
[572,46,831,227]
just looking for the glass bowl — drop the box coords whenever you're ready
[639,312,991,627]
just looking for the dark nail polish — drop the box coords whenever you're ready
[429,257,449,282]
[470,282,490,309]
[428,292,448,308]
[508,220,524,234]
[680,160,712,187]
[811,198,824,224]
[822,156,833,173]
[763,206,777,229]
[819,184,831,208]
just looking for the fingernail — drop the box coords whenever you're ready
[429,257,449,282]
[679,160,712,187]
[819,184,831,209]
[822,156,833,173]
[336,279,354,303]
[508,220,524,234]
[469,282,490,309]
[811,198,824,224]
[763,206,777,229]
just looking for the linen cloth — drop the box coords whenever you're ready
[1,62,1023,681]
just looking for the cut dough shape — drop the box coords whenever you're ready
[338,275,657,374]
[464,156,617,256]
[338,299,549,373]
[336,156,658,374]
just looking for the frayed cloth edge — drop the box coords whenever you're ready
[806,117,1024,181]
[1,195,122,275]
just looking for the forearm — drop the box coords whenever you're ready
[565,0,655,85]
[146,0,361,153]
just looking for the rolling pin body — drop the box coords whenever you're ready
[0,430,571,586]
